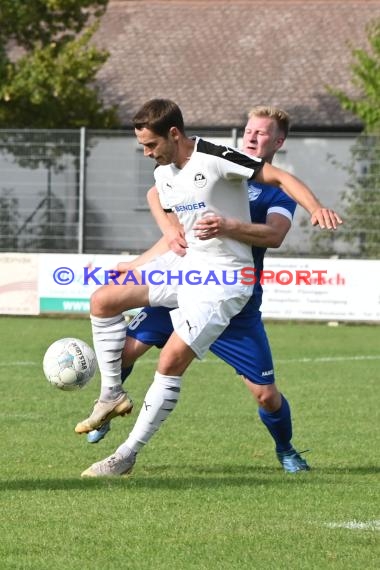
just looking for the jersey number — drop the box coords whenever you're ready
[128,310,148,331]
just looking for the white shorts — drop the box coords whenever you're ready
[136,250,184,308]
[136,251,253,359]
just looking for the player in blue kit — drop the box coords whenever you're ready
[83,106,318,474]
[79,100,341,477]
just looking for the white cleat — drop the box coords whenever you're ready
[75,392,133,434]
[81,451,136,478]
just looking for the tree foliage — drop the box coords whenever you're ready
[326,19,380,258]
[330,19,380,134]
[0,0,119,128]
[340,137,380,257]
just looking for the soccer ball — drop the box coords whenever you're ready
[43,337,97,391]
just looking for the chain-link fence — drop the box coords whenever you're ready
[0,129,82,252]
[0,129,379,257]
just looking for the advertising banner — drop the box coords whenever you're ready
[38,253,135,313]
[0,253,39,315]
[260,257,380,321]
[1,253,379,322]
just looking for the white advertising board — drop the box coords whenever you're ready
[38,253,136,313]
[1,253,379,322]
[260,257,380,322]
[0,253,39,315]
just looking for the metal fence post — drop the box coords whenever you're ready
[231,127,238,148]
[78,126,86,254]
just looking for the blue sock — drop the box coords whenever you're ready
[258,395,293,453]
[121,365,134,384]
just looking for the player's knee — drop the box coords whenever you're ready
[158,347,194,376]
[157,333,196,376]
[90,287,112,316]
[246,380,281,411]
[256,394,280,412]
[256,391,279,411]
[158,352,183,375]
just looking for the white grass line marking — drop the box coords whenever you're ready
[277,355,380,364]
[326,520,380,531]
[194,355,380,365]
[0,361,39,366]
[1,354,380,368]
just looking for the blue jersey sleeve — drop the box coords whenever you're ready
[248,181,296,223]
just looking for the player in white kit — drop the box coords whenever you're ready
[78,99,342,476]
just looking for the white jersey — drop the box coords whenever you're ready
[154,137,264,270]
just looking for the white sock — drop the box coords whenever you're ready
[116,371,182,455]
[91,314,127,391]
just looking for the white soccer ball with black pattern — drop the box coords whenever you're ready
[43,338,97,391]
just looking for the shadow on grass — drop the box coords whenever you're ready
[0,464,378,492]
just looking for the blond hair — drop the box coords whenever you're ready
[248,105,290,138]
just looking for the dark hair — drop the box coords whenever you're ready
[132,99,185,137]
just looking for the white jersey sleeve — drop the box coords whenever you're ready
[196,138,264,181]
[154,164,177,211]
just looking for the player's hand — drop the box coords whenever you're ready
[193,215,228,239]
[115,261,134,272]
[310,208,343,230]
[165,226,188,256]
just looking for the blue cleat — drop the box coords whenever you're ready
[276,448,310,473]
[87,422,111,444]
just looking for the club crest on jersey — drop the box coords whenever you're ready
[248,187,262,202]
[194,172,207,188]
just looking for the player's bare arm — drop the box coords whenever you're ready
[111,188,188,278]
[115,236,170,273]
[193,212,291,248]
[257,163,343,230]
[147,185,188,256]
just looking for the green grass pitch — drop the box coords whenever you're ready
[0,316,379,569]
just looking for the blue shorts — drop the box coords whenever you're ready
[127,306,275,385]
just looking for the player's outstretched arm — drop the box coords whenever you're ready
[257,163,343,229]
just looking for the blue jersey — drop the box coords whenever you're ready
[127,183,296,384]
[248,181,296,310]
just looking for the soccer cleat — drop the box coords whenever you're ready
[276,448,311,473]
[86,421,111,444]
[81,451,136,477]
[75,392,133,434]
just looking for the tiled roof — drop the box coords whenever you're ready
[94,0,380,131]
